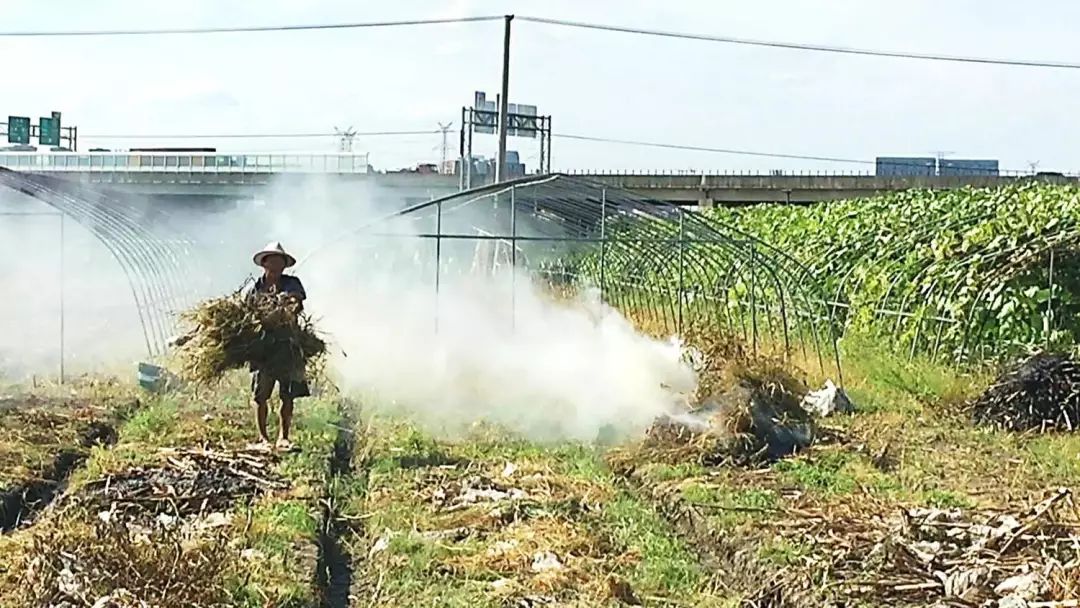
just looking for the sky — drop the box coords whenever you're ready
[2,0,1079,174]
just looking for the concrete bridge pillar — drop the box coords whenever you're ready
[697,175,714,207]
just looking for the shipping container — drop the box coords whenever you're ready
[130,147,216,152]
[875,157,936,176]
[938,159,999,176]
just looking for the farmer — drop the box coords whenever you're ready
[240,241,308,452]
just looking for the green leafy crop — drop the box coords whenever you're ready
[707,182,1080,362]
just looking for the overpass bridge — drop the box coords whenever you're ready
[568,171,1078,204]
[0,151,1074,206]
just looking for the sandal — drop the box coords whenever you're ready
[246,440,273,453]
[275,438,299,453]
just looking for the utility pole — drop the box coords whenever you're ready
[496,15,514,183]
[59,212,65,384]
[438,122,453,174]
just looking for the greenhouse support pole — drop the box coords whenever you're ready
[434,201,443,334]
[1047,248,1056,350]
[750,242,759,354]
[677,212,685,334]
[510,185,517,331]
[600,189,607,300]
[59,213,65,384]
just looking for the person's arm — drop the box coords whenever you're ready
[285,276,306,313]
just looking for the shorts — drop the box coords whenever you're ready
[251,367,310,402]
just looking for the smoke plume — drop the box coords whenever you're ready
[1,174,696,441]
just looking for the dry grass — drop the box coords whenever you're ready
[0,378,344,608]
[606,330,818,479]
[602,321,1080,605]
[606,419,729,477]
[440,516,614,597]
[0,401,100,486]
[0,516,236,608]
[616,441,1080,605]
[0,383,136,488]
[175,293,327,385]
[9,288,1080,607]
[351,418,718,606]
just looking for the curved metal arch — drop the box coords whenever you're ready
[302,173,844,381]
[0,168,199,357]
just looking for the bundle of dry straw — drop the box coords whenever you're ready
[971,352,1080,432]
[174,292,326,385]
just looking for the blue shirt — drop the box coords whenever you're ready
[240,274,307,310]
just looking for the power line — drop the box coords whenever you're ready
[82,129,860,165]
[81,130,441,139]
[518,16,1080,70]
[0,15,501,37]
[555,133,1052,175]
[1,12,1076,71]
[555,133,873,165]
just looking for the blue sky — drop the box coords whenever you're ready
[2,0,1078,173]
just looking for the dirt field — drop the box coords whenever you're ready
[1,341,1079,607]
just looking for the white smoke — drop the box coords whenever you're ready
[315,268,696,441]
[0,188,145,380]
[278,176,697,442]
[1,173,698,441]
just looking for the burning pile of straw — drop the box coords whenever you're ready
[173,293,326,385]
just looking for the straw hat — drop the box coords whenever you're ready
[252,241,297,268]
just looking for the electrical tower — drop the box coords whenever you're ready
[334,126,357,152]
[930,150,954,175]
[438,122,453,174]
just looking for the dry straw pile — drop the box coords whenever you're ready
[174,292,326,385]
[971,352,1080,432]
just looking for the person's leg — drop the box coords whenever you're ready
[252,371,273,444]
[278,396,294,443]
[276,371,305,450]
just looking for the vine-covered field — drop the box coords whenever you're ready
[551,182,1080,367]
[569,182,1077,364]
[711,183,1080,361]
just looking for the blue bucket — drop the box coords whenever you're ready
[137,362,166,393]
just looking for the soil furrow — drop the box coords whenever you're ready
[614,472,809,607]
[0,421,117,532]
[315,401,357,608]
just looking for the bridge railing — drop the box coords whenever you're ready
[0,151,372,174]
[572,168,1067,178]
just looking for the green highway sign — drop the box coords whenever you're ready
[38,115,60,146]
[7,116,30,145]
